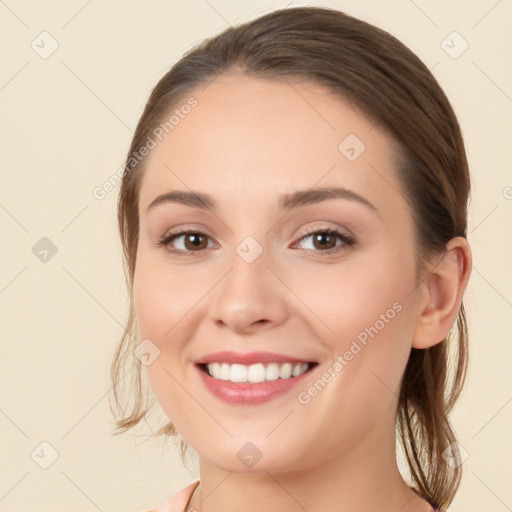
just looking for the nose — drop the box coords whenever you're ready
[208,247,289,335]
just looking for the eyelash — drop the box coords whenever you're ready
[156,228,355,257]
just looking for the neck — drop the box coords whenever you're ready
[188,422,433,512]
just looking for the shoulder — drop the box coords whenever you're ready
[139,479,200,512]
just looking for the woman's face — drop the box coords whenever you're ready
[134,74,426,473]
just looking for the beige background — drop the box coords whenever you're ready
[1,0,511,510]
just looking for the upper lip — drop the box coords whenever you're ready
[195,350,317,366]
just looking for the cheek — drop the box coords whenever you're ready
[133,255,202,429]
[290,252,417,409]
[291,253,414,344]
[133,252,202,341]
[132,252,191,388]
[299,253,416,405]
[132,250,222,382]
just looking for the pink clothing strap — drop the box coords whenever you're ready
[143,480,200,512]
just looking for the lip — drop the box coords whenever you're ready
[194,350,316,365]
[194,352,319,405]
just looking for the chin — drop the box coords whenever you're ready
[193,436,308,474]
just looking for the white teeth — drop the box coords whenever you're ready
[231,364,248,383]
[292,364,304,377]
[220,363,230,380]
[248,363,266,383]
[265,363,280,381]
[205,362,310,383]
[280,362,293,379]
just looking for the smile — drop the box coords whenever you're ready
[194,350,319,404]
[200,361,314,383]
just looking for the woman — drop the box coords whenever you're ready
[110,6,472,512]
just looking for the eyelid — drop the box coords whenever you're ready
[294,222,354,241]
[291,226,355,252]
[158,223,217,243]
[156,223,355,258]
[156,228,218,254]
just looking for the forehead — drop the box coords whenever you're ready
[137,73,407,218]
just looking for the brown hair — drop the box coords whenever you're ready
[110,6,470,509]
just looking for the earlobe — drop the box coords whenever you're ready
[411,237,472,349]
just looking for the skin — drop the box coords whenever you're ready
[133,73,472,512]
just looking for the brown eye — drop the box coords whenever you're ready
[312,232,337,250]
[295,229,355,255]
[182,233,208,250]
[157,230,216,255]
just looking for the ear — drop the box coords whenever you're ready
[412,237,472,349]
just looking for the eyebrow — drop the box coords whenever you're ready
[146,186,378,215]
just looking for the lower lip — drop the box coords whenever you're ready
[196,365,314,405]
